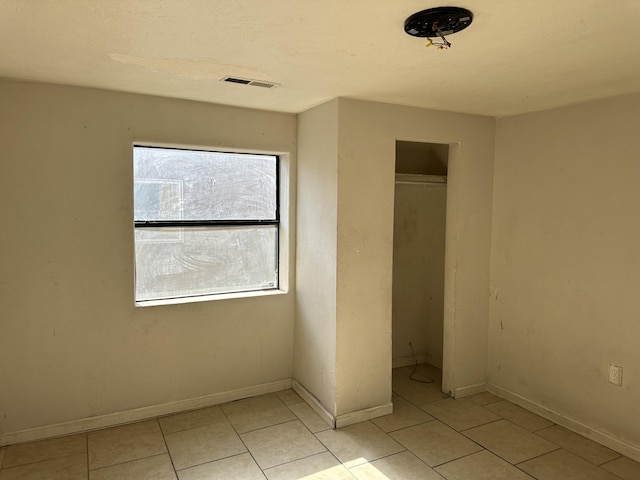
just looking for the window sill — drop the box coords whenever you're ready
[135,288,287,308]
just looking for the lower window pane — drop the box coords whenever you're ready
[135,225,278,302]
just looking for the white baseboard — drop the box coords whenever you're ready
[335,403,393,428]
[392,354,443,370]
[292,379,336,428]
[0,379,292,447]
[453,382,486,398]
[291,379,393,429]
[487,383,640,463]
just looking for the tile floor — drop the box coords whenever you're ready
[1,364,639,479]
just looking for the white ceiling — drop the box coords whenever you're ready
[2,0,640,117]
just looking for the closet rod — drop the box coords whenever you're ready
[396,180,447,186]
[395,173,447,186]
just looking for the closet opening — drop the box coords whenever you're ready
[392,140,448,384]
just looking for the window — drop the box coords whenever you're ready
[133,146,279,304]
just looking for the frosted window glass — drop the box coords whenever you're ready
[133,146,280,303]
[135,226,278,301]
[134,147,277,221]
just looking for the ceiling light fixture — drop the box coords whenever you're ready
[404,6,473,50]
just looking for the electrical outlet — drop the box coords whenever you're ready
[609,364,623,386]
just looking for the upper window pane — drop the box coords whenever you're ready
[134,146,277,221]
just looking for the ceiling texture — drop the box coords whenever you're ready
[1,0,639,117]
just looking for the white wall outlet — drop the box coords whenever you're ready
[609,364,623,386]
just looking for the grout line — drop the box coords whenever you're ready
[160,407,255,474]
[237,418,300,436]
[89,452,170,473]
[531,424,555,434]
[286,402,332,434]
[458,417,504,433]
[455,420,564,467]
[325,450,348,473]
[376,417,437,434]
[262,450,331,474]
[596,463,628,480]
[599,456,624,468]
[85,434,89,478]
[157,416,179,478]
[512,463,537,479]
[225,405,271,476]
[513,446,563,466]
[346,448,410,468]
[0,452,89,472]
[173,452,255,476]
[531,426,624,466]
[430,448,486,469]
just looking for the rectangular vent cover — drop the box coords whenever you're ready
[222,77,279,88]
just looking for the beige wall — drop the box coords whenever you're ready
[490,94,640,449]
[336,99,494,407]
[294,99,494,421]
[294,100,339,413]
[1,79,497,441]
[6,76,638,454]
[0,80,297,440]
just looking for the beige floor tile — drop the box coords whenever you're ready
[392,366,415,378]
[241,420,326,470]
[89,453,176,480]
[316,421,405,468]
[0,453,87,480]
[263,451,354,480]
[484,400,554,432]
[435,450,533,479]
[177,453,266,480]
[371,396,434,432]
[350,451,444,480]
[465,392,502,406]
[288,402,331,433]
[392,378,448,405]
[159,406,227,435]
[221,394,296,433]
[392,363,442,379]
[390,420,482,467]
[88,420,166,470]
[275,389,303,405]
[2,434,86,468]
[164,421,246,470]
[601,456,640,479]
[463,419,558,464]
[535,425,621,465]
[393,364,443,383]
[518,449,620,479]
[419,398,501,431]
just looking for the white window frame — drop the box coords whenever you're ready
[133,144,290,307]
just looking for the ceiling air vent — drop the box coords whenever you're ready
[221,77,279,88]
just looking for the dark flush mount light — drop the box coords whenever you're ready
[404,6,473,49]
